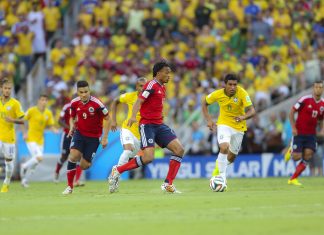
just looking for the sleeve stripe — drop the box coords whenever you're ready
[146,80,156,90]
[71,97,80,104]
[297,95,312,103]
[90,96,105,108]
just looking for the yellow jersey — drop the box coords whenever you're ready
[0,98,24,143]
[24,106,54,145]
[119,91,141,139]
[205,86,253,131]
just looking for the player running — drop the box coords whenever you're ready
[108,61,185,193]
[110,77,147,166]
[285,80,324,186]
[0,79,25,193]
[62,81,110,195]
[201,73,255,188]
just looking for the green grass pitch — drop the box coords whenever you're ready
[1,177,324,235]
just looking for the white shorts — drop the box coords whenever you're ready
[120,128,140,155]
[0,141,16,160]
[217,125,244,155]
[26,142,44,158]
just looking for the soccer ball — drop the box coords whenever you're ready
[209,176,227,192]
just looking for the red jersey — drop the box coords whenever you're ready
[60,103,71,134]
[139,79,166,124]
[294,95,324,135]
[70,96,109,138]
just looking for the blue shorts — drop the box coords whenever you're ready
[70,130,100,163]
[139,123,177,149]
[292,135,317,153]
[61,133,72,157]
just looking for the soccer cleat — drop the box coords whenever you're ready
[212,160,220,176]
[62,186,73,195]
[53,173,59,183]
[284,146,292,162]
[161,183,182,194]
[1,184,9,193]
[74,181,85,187]
[108,165,120,193]
[288,178,302,186]
[21,179,29,188]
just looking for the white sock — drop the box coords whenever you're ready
[217,153,228,179]
[22,157,39,171]
[4,161,14,185]
[118,150,134,166]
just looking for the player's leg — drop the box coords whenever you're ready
[288,135,305,185]
[118,129,139,166]
[108,124,155,193]
[155,124,183,193]
[1,143,15,193]
[283,139,293,162]
[54,134,71,182]
[20,142,43,187]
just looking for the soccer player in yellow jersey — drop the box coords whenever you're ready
[0,80,25,193]
[202,74,256,187]
[110,77,147,166]
[20,94,57,187]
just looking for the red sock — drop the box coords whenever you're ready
[55,162,63,174]
[290,161,307,180]
[67,169,76,188]
[165,157,182,185]
[75,165,82,182]
[117,157,141,174]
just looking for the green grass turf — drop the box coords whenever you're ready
[1,177,324,235]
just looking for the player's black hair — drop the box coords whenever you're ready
[39,93,48,99]
[224,73,239,84]
[152,61,172,77]
[1,79,12,87]
[314,80,323,85]
[77,80,89,88]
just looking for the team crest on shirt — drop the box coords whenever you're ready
[233,97,238,103]
[89,107,94,113]
[308,105,312,108]
[6,106,11,110]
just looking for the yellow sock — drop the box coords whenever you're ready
[212,160,220,176]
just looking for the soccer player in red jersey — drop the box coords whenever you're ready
[108,61,185,193]
[62,81,110,195]
[287,80,324,186]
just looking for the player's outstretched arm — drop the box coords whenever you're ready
[5,116,25,124]
[110,97,120,132]
[201,96,216,131]
[235,105,256,122]
[101,114,110,148]
[289,107,297,136]
[127,98,144,127]
[68,117,76,137]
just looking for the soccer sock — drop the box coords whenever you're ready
[22,157,39,171]
[118,150,134,166]
[75,164,82,183]
[4,161,14,185]
[117,156,143,174]
[55,158,65,174]
[67,160,77,188]
[217,153,228,179]
[290,159,308,180]
[165,155,182,185]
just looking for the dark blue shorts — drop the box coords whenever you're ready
[139,123,177,149]
[61,133,72,157]
[70,130,100,163]
[292,135,317,153]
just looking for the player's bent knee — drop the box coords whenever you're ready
[174,146,184,157]
[292,153,302,161]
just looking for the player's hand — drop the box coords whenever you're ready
[234,116,245,123]
[207,119,216,131]
[101,137,108,148]
[111,121,117,132]
[127,117,136,127]
[67,129,74,138]
[4,116,14,123]
[292,127,298,136]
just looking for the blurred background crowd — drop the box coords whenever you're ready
[0,0,323,173]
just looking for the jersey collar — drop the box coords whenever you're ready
[154,79,163,86]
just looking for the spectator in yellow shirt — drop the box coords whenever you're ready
[42,0,61,40]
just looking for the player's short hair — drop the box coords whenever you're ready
[314,80,323,85]
[1,79,12,87]
[77,80,89,88]
[224,73,239,84]
[39,93,48,99]
[152,61,171,77]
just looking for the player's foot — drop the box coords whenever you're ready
[108,165,120,193]
[62,186,73,195]
[212,160,220,176]
[161,183,182,194]
[74,181,85,187]
[1,184,9,193]
[53,173,59,183]
[21,179,29,188]
[284,146,292,162]
[288,178,302,186]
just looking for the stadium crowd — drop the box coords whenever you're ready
[1,0,324,157]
